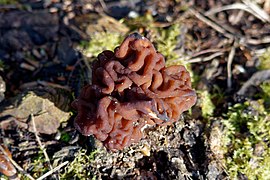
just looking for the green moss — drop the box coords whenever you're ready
[28,151,49,179]
[0,174,9,179]
[125,12,156,30]
[60,131,71,142]
[260,82,270,110]
[0,0,18,4]
[261,82,270,95]
[60,149,97,180]
[258,47,270,70]
[197,90,215,118]
[156,24,182,66]
[80,32,123,58]
[222,101,270,179]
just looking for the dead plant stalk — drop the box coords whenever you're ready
[31,114,58,180]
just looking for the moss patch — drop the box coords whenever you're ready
[80,32,124,58]
[60,149,97,180]
[222,100,270,179]
[258,47,270,70]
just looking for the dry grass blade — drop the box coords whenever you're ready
[98,0,108,12]
[243,0,270,22]
[31,114,58,180]
[189,8,234,39]
[244,36,270,45]
[188,52,224,63]
[227,43,237,90]
[36,161,69,180]
[205,2,270,23]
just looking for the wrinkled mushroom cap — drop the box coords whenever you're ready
[72,33,197,151]
[0,145,17,177]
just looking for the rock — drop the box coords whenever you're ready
[0,10,59,51]
[0,90,70,134]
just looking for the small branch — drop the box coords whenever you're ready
[244,36,270,45]
[243,0,270,22]
[227,43,237,89]
[20,80,71,91]
[99,0,108,12]
[30,114,57,179]
[0,145,35,180]
[205,2,270,22]
[188,52,224,63]
[189,8,234,39]
[192,48,225,57]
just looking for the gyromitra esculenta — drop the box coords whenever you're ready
[0,144,17,178]
[72,33,197,151]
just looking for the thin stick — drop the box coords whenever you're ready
[188,52,224,63]
[36,161,69,180]
[245,36,270,45]
[37,81,71,91]
[189,8,234,39]
[192,48,224,57]
[99,0,108,11]
[243,0,270,22]
[30,114,57,179]
[227,43,236,89]
[0,145,35,180]
[205,2,270,22]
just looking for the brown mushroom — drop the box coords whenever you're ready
[72,33,197,151]
[0,144,17,178]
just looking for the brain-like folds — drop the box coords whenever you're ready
[72,33,197,151]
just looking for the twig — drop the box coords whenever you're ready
[191,6,270,47]
[227,42,237,89]
[243,0,270,22]
[244,36,270,45]
[205,2,270,22]
[80,57,92,84]
[99,0,108,12]
[68,25,89,39]
[36,161,69,180]
[188,52,224,63]
[30,114,57,179]
[37,81,71,91]
[0,4,21,10]
[0,145,35,180]
[189,8,234,39]
[20,80,71,91]
[192,48,225,57]
[237,70,270,95]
